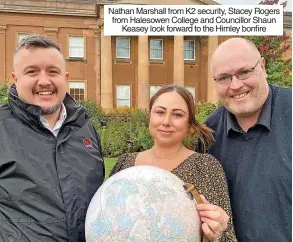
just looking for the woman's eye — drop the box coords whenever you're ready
[173,113,182,118]
[156,111,164,115]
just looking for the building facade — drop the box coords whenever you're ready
[0,0,291,109]
[0,0,102,104]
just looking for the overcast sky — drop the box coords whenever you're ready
[216,0,292,11]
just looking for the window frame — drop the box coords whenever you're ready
[149,85,162,98]
[68,35,86,59]
[116,84,131,108]
[116,37,130,59]
[17,33,32,44]
[69,80,87,102]
[185,86,196,101]
[184,40,195,61]
[149,39,163,60]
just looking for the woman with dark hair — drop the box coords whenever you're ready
[110,84,236,241]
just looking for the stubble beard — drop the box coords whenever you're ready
[226,89,265,118]
[41,103,62,115]
[230,105,260,118]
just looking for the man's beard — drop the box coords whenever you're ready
[41,103,62,115]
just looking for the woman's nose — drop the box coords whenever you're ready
[162,114,171,126]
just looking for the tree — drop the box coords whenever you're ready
[246,0,292,87]
[258,0,287,8]
[247,34,291,87]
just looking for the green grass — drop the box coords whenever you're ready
[104,157,118,179]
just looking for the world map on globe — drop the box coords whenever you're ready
[85,165,202,242]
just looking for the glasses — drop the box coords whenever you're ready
[213,59,261,85]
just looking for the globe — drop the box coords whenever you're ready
[85,165,202,242]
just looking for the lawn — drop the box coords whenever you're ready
[104,157,118,179]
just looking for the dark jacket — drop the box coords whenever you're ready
[0,85,105,242]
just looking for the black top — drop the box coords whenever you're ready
[205,84,292,242]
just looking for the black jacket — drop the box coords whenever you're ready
[0,85,105,242]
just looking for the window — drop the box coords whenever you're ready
[150,86,162,98]
[185,86,195,100]
[18,33,31,43]
[69,81,85,102]
[150,39,163,59]
[116,85,131,108]
[69,36,85,58]
[116,37,130,58]
[184,40,195,60]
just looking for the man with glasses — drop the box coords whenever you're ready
[202,38,291,242]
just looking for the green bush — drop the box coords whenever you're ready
[195,101,219,123]
[101,120,128,157]
[266,59,292,87]
[80,100,107,134]
[100,109,153,157]
[0,83,9,104]
[126,109,153,152]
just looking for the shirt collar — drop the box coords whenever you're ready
[226,86,272,135]
[40,103,67,130]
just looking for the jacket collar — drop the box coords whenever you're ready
[8,84,88,131]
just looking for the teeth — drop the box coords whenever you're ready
[38,92,53,95]
[234,93,247,99]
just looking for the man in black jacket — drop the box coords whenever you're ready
[0,35,105,241]
[204,38,291,242]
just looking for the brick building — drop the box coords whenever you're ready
[0,0,291,109]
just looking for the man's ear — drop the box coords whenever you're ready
[12,72,17,83]
[65,72,69,89]
[65,72,69,83]
[261,57,265,68]
[260,57,267,78]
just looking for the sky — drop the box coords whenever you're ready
[216,0,292,11]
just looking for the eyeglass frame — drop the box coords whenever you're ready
[213,59,261,85]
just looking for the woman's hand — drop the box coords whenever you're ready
[197,195,229,241]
